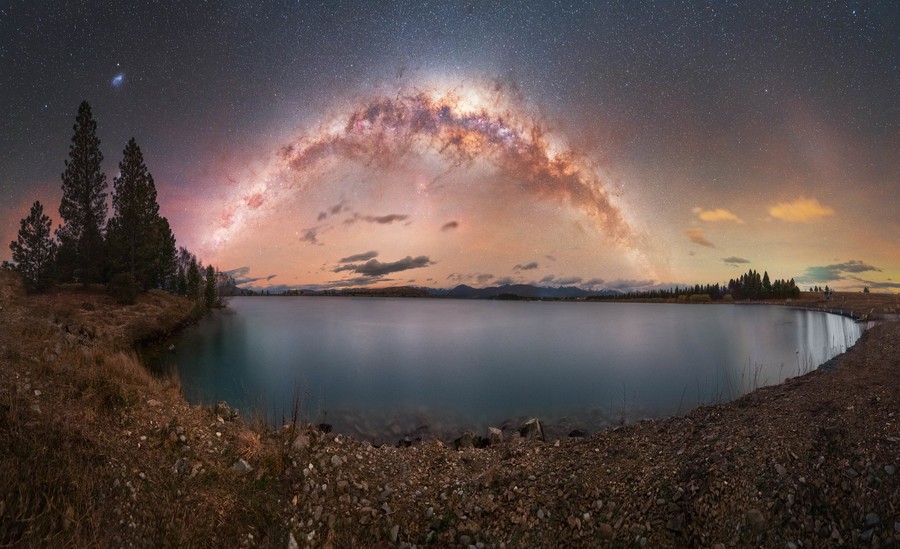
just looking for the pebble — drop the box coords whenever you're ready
[232,459,253,474]
[885,464,896,476]
[390,524,399,542]
[287,532,299,549]
[598,523,613,538]
[865,511,879,526]
[774,463,787,476]
[331,455,343,467]
[746,509,766,530]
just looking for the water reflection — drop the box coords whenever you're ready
[155,298,862,441]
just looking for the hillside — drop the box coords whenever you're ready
[1,270,898,547]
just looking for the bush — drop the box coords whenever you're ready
[108,272,139,305]
[689,294,712,304]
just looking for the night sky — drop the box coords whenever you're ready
[2,2,898,292]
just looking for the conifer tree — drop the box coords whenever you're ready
[106,138,168,289]
[204,265,216,309]
[154,217,177,291]
[9,201,58,292]
[57,101,107,283]
[187,258,202,300]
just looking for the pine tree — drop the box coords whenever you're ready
[106,138,167,289]
[10,201,58,292]
[154,217,177,291]
[57,101,108,283]
[204,265,216,309]
[187,258,202,300]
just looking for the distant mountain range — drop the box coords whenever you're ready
[443,284,620,299]
[238,283,623,299]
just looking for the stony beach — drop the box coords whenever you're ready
[1,271,898,547]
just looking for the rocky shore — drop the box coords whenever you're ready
[1,271,898,547]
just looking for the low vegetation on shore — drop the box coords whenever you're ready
[1,269,898,547]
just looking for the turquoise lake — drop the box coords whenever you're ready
[155,297,863,441]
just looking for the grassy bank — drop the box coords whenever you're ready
[1,270,898,547]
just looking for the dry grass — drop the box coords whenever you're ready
[0,271,288,547]
[237,429,263,461]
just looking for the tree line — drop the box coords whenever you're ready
[589,269,801,302]
[6,101,231,307]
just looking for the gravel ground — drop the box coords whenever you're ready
[1,273,898,547]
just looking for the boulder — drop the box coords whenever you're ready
[291,434,310,452]
[454,431,476,450]
[232,459,253,474]
[520,418,545,441]
[487,427,504,445]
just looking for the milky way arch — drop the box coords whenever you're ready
[212,83,636,250]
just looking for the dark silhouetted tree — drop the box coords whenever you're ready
[186,257,202,300]
[154,217,177,291]
[204,265,216,309]
[106,138,175,290]
[57,101,107,284]
[9,201,58,292]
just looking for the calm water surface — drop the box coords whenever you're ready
[156,297,862,440]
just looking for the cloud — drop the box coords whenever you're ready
[335,255,434,277]
[797,260,881,283]
[365,214,409,224]
[693,207,744,223]
[847,277,900,289]
[475,273,494,284]
[769,197,835,222]
[494,277,516,286]
[686,227,715,248]
[339,250,378,263]
[315,200,348,222]
[605,279,657,290]
[441,221,459,231]
[226,266,277,285]
[328,276,392,287]
[343,212,410,225]
[300,227,321,245]
[538,274,583,286]
[582,278,606,289]
[722,256,751,267]
[513,261,539,271]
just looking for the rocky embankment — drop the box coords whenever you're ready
[1,272,898,547]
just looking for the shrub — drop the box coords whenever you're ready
[108,272,139,305]
[689,294,712,304]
